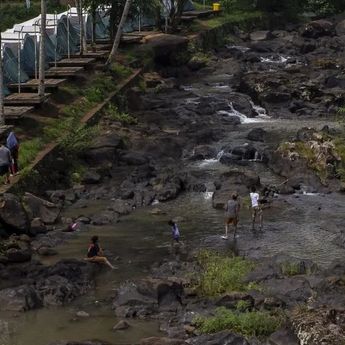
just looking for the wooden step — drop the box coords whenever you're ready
[64,51,109,60]
[3,106,34,119]
[45,66,84,78]
[8,78,66,91]
[49,58,95,68]
[4,93,50,106]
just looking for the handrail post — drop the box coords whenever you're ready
[17,30,21,94]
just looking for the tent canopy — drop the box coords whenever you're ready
[3,46,29,84]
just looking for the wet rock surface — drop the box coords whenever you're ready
[3,15,345,345]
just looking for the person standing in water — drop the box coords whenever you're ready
[85,235,115,269]
[168,220,180,243]
[250,186,263,231]
[222,192,240,239]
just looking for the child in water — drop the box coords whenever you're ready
[168,220,180,243]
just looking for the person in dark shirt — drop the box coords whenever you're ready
[0,144,12,184]
[85,235,115,269]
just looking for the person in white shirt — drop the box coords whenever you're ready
[250,186,263,231]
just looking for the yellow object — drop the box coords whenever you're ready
[213,3,220,11]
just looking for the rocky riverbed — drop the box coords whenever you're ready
[1,16,345,345]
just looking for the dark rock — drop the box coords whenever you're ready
[120,152,149,166]
[215,292,254,309]
[268,328,299,345]
[83,147,117,165]
[247,128,267,142]
[191,145,217,160]
[335,19,345,36]
[0,285,42,311]
[109,199,133,215]
[302,20,334,38]
[82,171,101,184]
[0,193,29,232]
[188,331,250,345]
[262,92,291,103]
[49,341,113,345]
[90,134,124,150]
[22,193,60,225]
[30,218,48,235]
[37,247,58,256]
[250,30,273,41]
[6,248,31,263]
[229,92,256,117]
[219,153,242,165]
[140,338,186,345]
[113,320,130,331]
[221,115,241,125]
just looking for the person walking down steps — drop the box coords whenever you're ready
[222,192,240,240]
[0,144,12,185]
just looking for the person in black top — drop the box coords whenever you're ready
[85,235,115,269]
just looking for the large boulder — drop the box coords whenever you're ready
[0,285,42,311]
[247,128,267,142]
[0,193,29,232]
[335,19,345,36]
[268,328,299,345]
[5,248,31,263]
[228,92,256,118]
[249,30,273,41]
[302,20,334,38]
[22,193,60,225]
[188,331,250,345]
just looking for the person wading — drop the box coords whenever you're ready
[85,235,115,269]
[222,192,240,240]
[250,186,263,231]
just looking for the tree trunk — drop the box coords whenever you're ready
[76,0,87,55]
[38,0,46,98]
[91,4,96,50]
[0,33,5,125]
[106,0,132,65]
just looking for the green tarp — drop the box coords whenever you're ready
[3,46,29,84]
[86,12,109,40]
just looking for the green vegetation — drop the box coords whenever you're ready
[18,138,44,169]
[110,63,132,79]
[104,104,138,125]
[0,1,64,31]
[194,307,283,337]
[196,250,257,296]
[280,262,302,276]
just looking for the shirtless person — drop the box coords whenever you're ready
[250,186,263,231]
[222,193,240,240]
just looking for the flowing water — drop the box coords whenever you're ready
[2,51,345,345]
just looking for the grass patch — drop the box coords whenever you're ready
[196,250,257,296]
[194,307,283,337]
[110,63,132,79]
[104,104,138,125]
[280,262,301,276]
[18,138,44,169]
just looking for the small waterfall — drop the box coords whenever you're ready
[260,55,289,64]
[203,191,214,200]
[216,150,224,160]
[218,102,270,124]
[250,101,271,119]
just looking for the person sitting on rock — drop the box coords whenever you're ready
[85,235,115,269]
[223,192,240,240]
[250,186,263,231]
[168,220,180,243]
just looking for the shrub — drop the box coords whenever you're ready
[196,250,256,296]
[84,87,104,103]
[104,104,138,125]
[195,307,283,337]
[109,63,132,79]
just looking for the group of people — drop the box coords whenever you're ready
[0,131,20,184]
[223,186,264,240]
[85,187,266,269]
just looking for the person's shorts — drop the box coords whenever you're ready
[252,206,262,215]
[225,216,238,225]
[0,165,9,176]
